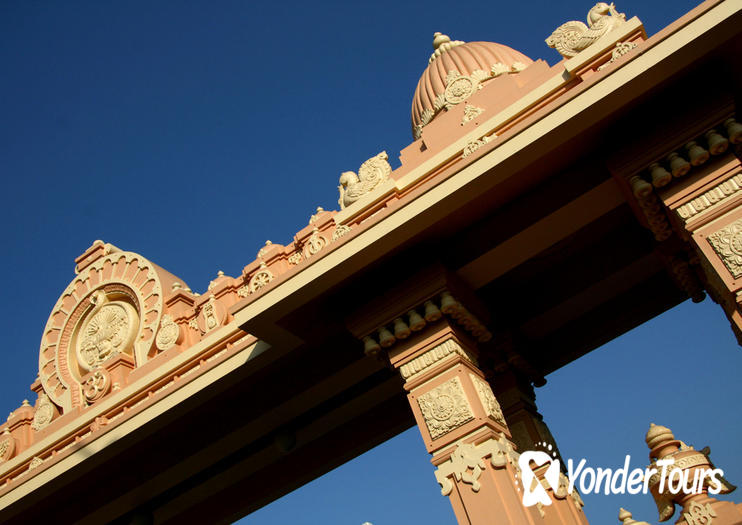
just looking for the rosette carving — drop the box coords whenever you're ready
[417,377,474,440]
[249,263,274,293]
[155,314,180,351]
[707,218,742,278]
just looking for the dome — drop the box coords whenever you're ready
[411,33,534,139]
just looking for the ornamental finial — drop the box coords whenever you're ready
[433,32,450,50]
[429,32,465,63]
[618,508,650,525]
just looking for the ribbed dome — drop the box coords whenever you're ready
[411,33,533,138]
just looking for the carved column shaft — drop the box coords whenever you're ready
[493,369,562,461]
[384,323,588,525]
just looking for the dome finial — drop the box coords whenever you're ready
[433,32,451,50]
[428,32,466,64]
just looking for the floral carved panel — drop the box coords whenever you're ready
[707,218,742,278]
[417,376,474,440]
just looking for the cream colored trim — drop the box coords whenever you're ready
[342,5,720,211]
[396,20,643,193]
[434,433,519,496]
[562,17,644,75]
[0,340,265,510]
[0,319,256,479]
[399,340,476,381]
[677,173,742,223]
[2,2,736,511]
[333,179,395,225]
[233,0,740,328]
[394,71,570,192]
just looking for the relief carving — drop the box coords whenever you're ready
[469,374,507,427]
[441,70,488,109]
[462,136,492,158]
[39,250,165,413]
[155,314,180,351]
[461,104,484,125]
[707,218,742,278]
[0,431,15,462]
[303,228,328,258]
[597,41,638,70]
[249,263,275,293]
[417,376,474,440]
[435,434,520,495]
[77,291,138,371]
[400,339,476,381]
[677,174,742,222]
[31,393,54,431]
[338,152,392,209]
[684,501,716,525]
[202,296,221,332]
[546,2,627,59]
[331,224,351,242]
[82,369,111,404]
[28,456,43,470]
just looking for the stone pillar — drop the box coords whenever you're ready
[379,319,588,525]
[352,283,588,524]
[644,424,742,524]
[492,369,562,461]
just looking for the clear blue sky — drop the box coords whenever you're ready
[2,1,739,524]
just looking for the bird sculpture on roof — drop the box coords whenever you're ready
[338,151,392,209]
[546,2,626,58]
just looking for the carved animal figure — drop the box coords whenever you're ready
[338,151,392,209]
[546,2,626,58]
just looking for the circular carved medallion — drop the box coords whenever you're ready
[445,76,475,105]
[155,314,180,351]
[430,394,455,421]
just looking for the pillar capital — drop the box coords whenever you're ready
[610,110,742,345]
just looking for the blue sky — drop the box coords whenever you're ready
[2,1,740,524]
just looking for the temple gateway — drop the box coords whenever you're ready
[1,1,742,523]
